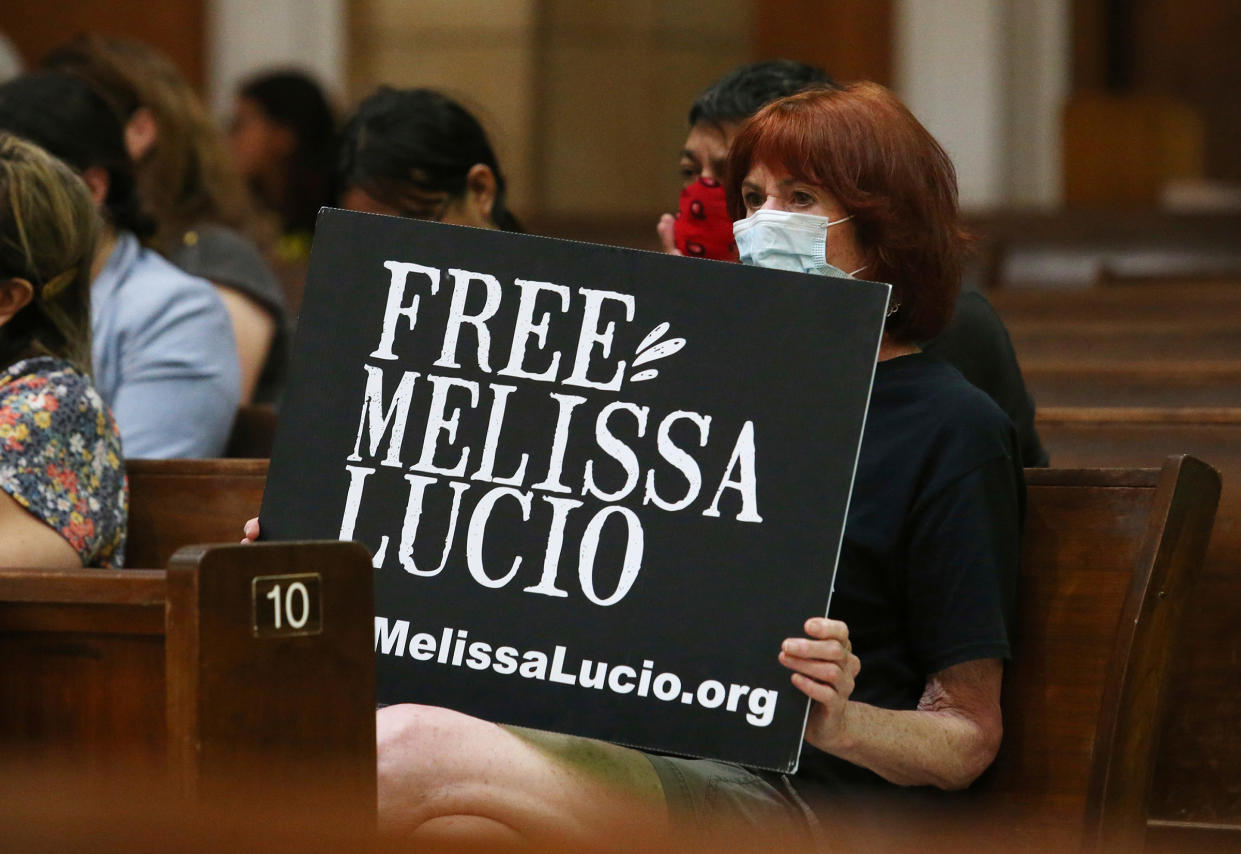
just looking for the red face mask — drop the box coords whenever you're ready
[673,176,739,262]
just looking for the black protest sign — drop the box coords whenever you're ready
[261,208,889,772]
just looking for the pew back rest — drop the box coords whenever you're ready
[165,541,376,814]
[0,541,376,823]
[126,459,269,569]
[983,456,1219,854]
[225,404,277,458]
[0,568,168,772]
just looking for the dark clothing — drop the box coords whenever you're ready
[793,352,1024,800]
[168,223,290,404]
[648,352,1024,834]
[925,289,1048,468]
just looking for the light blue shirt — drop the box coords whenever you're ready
[92,231,240,458]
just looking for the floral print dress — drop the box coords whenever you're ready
[0,356,127,567]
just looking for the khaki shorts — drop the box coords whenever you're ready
[645,753,824,849]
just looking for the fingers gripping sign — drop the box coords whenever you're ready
[242,517,260,544]
[779,617,860,751]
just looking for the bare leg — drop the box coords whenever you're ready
[376,704,668,852]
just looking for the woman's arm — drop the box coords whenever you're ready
[214,284,276,405]
[0,491,82,568]
[110,274,241,458]
[781,618,1003,790]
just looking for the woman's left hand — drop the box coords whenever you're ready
[241,517,260,544]
[779,617,861,751]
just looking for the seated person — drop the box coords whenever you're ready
[45,35,289,405]
[246,82,1023,850]
[229,70,338,265]
[0,72,240,459]
[336,86,523,232]
[0,133,126,567]
[660,59,1048,467]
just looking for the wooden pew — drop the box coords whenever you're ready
[1020,361,1241,408]
[3,455,1224,850]
[126,458,269,569]
[988,282,1241,407]
[126,455,1224,852]
[1006,318,1241,363]
[952,456,1225,853]
[1036,409,1241,852]
[988,281,1241,323]
[2,457,377,845]
[816,457,1219,854]
[965,211,1241,290]
[979,456,1220,854]
[225,403,278,458]
[0,541,376,829]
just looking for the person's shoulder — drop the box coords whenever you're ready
[171,224,286,313]
[181,223,256,258]
[111,245,230,325]
[2,357,89,401]
[107,242,218,305]
[926,289,1011,358]
[953,288,1000,320]
[881,353,1016,454]
[0,357,117,438]
[932,356,1014,436]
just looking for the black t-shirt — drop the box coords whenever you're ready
[924,289,1048,468]
[792,351,1024,799]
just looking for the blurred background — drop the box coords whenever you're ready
[2,4,1240,844]
[2,0,1237,240]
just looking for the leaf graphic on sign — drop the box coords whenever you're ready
[633,338,685,367]
[630,322,685,383]
[636,322,670,354]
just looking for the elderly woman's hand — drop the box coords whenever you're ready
[779,617,861,751]
[240,517,260,544]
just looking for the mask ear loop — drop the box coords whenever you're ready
[820,214,854,275]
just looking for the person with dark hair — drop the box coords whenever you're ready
[683,59,836,193]
[0,132,126,567]
[230,70,337,260]
[336,86,523,233]
[659,59,1048,468]
[246,81,1020,850]
[0,72,240,458]
[45,35,289,405]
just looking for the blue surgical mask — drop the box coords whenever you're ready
[732,209,866,278]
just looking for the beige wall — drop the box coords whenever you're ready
[349,0,540,212]
[347,0,750,225]
[535,0,750,218]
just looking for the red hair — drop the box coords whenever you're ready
[726,82,967,343]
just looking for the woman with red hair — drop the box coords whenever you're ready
[252,82,1023,850]
[719,81,1022,820]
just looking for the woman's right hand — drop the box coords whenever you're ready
[241,517,260,543]
[780,617,860,753]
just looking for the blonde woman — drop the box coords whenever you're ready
[0,133,126,567]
